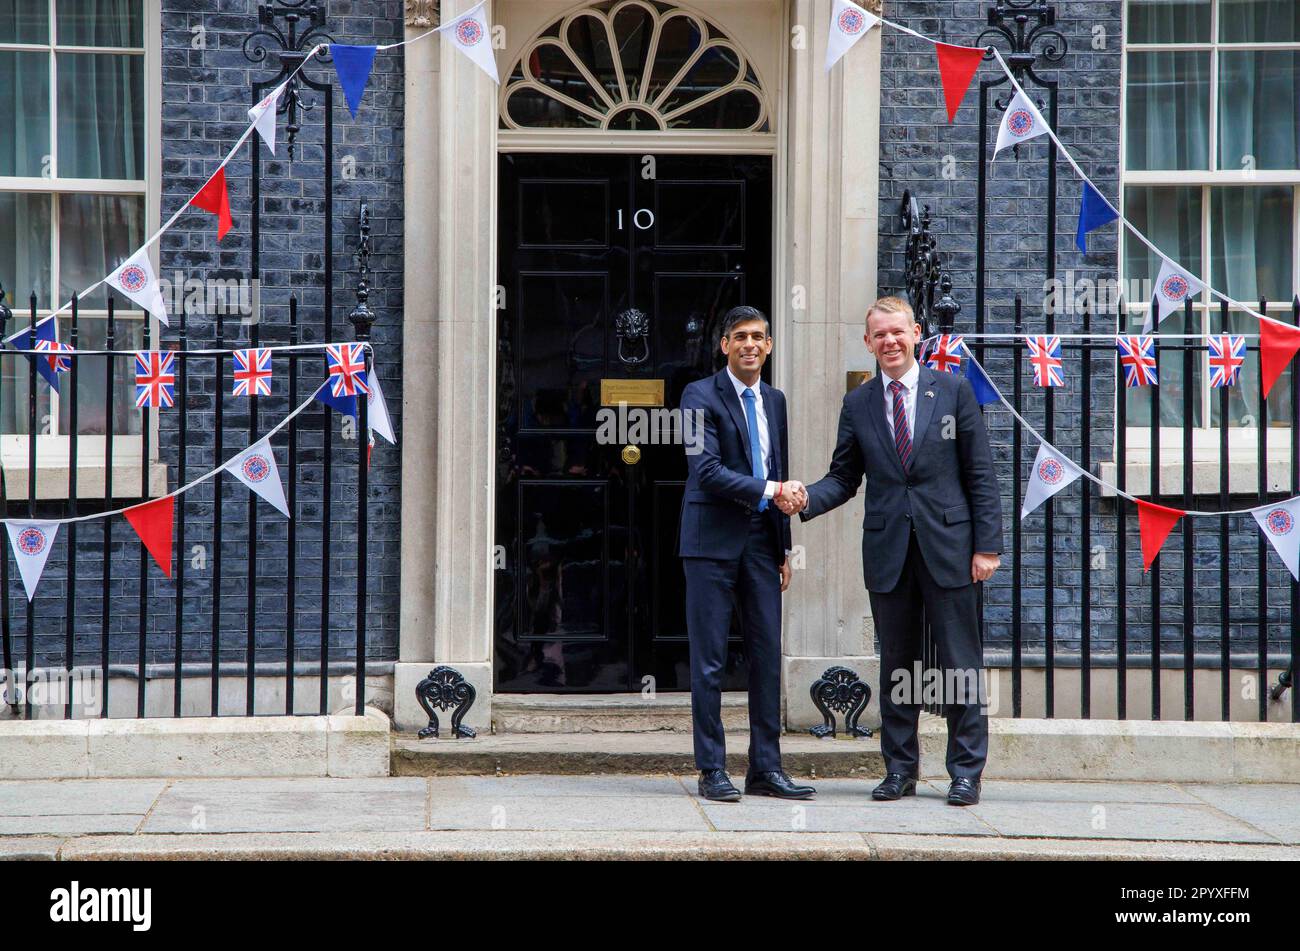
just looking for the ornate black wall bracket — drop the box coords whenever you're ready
[808,666,873,739]
[415,666,478,739]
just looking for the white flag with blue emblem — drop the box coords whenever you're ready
[224,436,290,518]
[1021,440,1084,520]
[437,0,498,83]
[1145,258,1204,332]
[248,81,288,155]
[105,247,168,324]
[368,369,396,445]
[5,521,60,601]
[825,0,880,72]
[1252,496,1300,581]
[995,89,1049,156]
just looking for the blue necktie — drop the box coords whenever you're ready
[741,387,767,512]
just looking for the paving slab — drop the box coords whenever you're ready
[702,797,997,835]
[141,777,428,834]
[0,779,165,816]
[430,774,690,799]
[427,795,711,832]
[864,833,1299,861]
[0,836,64,860]
[1179,783,1300,844]
[0,815,142,836]
[969,780,1202,805]
[967,800,1279,843]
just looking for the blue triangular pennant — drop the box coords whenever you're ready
[4,316,61,392]
[962,352,1000,406]
[331,44,378,119]
[1075,181,1118,254]
[313,379,359,418]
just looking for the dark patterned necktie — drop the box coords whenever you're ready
[889,379,912,472]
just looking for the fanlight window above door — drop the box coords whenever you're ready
[501,0,770,132]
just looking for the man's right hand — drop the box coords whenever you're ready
[775,480,807,515]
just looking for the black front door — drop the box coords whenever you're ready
[494,152,772,693]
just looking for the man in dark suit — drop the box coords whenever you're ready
[678,305,815,803]
[784,296,1002,806]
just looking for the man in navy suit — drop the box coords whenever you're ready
[678,305,815,802]
[784,296,1002,806]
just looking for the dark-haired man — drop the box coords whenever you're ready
[678,305,814,803]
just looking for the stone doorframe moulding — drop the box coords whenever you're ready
[395,0,883,733]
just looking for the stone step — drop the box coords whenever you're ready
[492,692,750,734]
[392,730,882,777]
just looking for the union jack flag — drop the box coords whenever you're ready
[325,343,369,398]
[1026,335,1065,387]
[1207,334,1246,388]
[34,338,73,376]
[1116,335,1158,388]
[924,334,964,374]
[134,350,175,408]
[232,347,272,397]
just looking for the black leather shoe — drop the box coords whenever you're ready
[871,773,918,801]
[745,770,816,800]
[947,777,981,806]
[698,769,742,802]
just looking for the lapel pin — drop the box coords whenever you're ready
[924,390,935,398]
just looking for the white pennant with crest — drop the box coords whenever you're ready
[224,437,290,517]
[105,248,169,325]
[825,0,881,72]
[437,1,499,83]
[368,369,396,445]
[1021,440,1084,519]
[1145,258,1205,332]
[1251,496,1300,581]
[6,521,60,601]
[248,81,288,155]
[995,89,1049,156]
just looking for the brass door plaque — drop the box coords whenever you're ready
[600,378,665,407]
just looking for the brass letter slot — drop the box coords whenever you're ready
[600,378,665,407]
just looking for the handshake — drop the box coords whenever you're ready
[774,481,808,515]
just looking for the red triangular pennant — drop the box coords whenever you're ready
[935,42,985,123]
[124,496,175,579]
[1135,499,1184,573]
[1259,315,1300,398]
[190,167,233,240]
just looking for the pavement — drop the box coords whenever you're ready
[3,773,1299,860]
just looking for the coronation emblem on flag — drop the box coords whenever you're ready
[837,8,865,33]
[924,334,964,374]
[119,265,148,294]
[325,343,369,398]
[455,18,483,45]
[17,527,46,556]
[1038,457,1065,485]
[242,453,271,483]
[1007,109,1035,138]
[1160,274,1190,301]
[1207,334,1246,388]
[1266,508,1295,536]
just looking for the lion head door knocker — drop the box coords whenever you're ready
[614,308,650,366]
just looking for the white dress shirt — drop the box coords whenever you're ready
[726,368,779,500]
[883,360,920,439]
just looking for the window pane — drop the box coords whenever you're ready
[0,193,52,309]
[0,51,51,177]
[1208,309,1290,428]
[1127,0,1210,43]
[55,0,142,47]
[1124,187,1203,312]
[56,52,145,179]
[0,0,48,43]
[1217,52,1300,171]
[1125,52,1210,171]
[0,322,54,435]
[58,194,144,308]
[1123,310,1202,427]
[1219,0,1300,43]
[1210,187,1293,302]
[55,316,143,436]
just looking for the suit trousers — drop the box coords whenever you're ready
[682,510,783,774]
[868,531,989,780]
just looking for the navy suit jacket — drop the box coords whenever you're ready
[800,364,1003,591]
[678,369,792,561]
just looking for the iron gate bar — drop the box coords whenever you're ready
[247,300,260,716]
[176,308,188,717]
[102,299,115,717]
[25,294,37,721]
[1218,299,1230,721]
[1182,297,1194,720]
[0,287,9,708]
[212,311,225,715]
[137,317,151,718]
[1150,329,1160,719]
[1257,304,1269,724]
[66,295,79,720]
[1080,299,1091,718]
[1293,297,1300,723]
[1115,300,1128,719]
[286,296,299,715]
[1011,298,1023,717]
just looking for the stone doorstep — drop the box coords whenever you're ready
[396,716,1300,783]
[0,710,391,780]
[492,692,750,734]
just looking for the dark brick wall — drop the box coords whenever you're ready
[876,1,1294,666]
[20,0,404,681]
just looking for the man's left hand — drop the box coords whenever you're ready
[780,558,792,592]
[971,552,1000,583]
